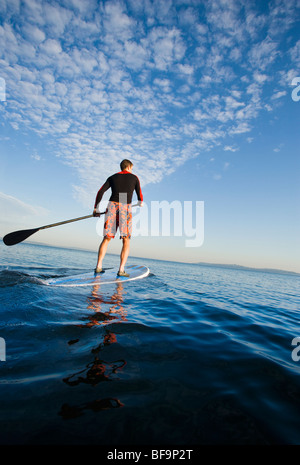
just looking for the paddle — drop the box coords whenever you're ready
[2,213,95,246]
[3,203,140,246]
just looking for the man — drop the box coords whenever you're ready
[93,159,143,277]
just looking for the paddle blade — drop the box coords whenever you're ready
[3,227,40,246]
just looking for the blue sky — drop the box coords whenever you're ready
[0,0,299,272]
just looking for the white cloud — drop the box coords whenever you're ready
[224,145,239,152]
[225,95,244,110]
[245,9,266,39]
[64,0,98,17]
[39,38,62,56]
[21,24,45,44]
[229,122,252,135]
[153,78,172,92]
[31,153,41,161]
[43,3,73,35]
[289,39,300,67]
[268,0,299,36]
[271,90,287,99]
[253,72,269,84]
[103,1,136,41]
[0,191,48,219]
[177,63,194,75]
[273,143,284,152]
[148,27,186,70]
[121,40,150,70]
[213,174,222,181]
[248,36,278,71]
[178,7,198,26]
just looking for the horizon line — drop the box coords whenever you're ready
[1,238,299,277]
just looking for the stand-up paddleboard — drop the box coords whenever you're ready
[44,264,150,287]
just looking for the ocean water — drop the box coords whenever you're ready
[0,241,299,446]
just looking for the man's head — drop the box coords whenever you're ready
[120,159,133,172]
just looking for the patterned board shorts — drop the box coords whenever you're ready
[103,201,132,239]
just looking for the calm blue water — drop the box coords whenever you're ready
[0,241,299,445]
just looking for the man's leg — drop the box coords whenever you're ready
[96,236,111,271]
[119,236,130,273]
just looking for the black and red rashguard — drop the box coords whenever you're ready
[94,170,143,208]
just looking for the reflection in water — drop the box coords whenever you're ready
[80,281,127,328]
[62,358,126,387]
[59,282,127,420]
[59,398,124,420]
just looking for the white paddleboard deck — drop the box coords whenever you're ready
[44,264,150,287]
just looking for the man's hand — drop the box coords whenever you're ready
[93,208,100,217]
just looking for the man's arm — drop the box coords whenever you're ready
[135,176,143,206]
[93,179,110,216]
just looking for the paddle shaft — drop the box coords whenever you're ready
[2,213,97,246]
[3,203,140,246]
[38,202,139,230]
[38,214,94,231]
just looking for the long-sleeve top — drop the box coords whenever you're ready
[94,170,143,208]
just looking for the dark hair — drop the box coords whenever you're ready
[120,159,133,170]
